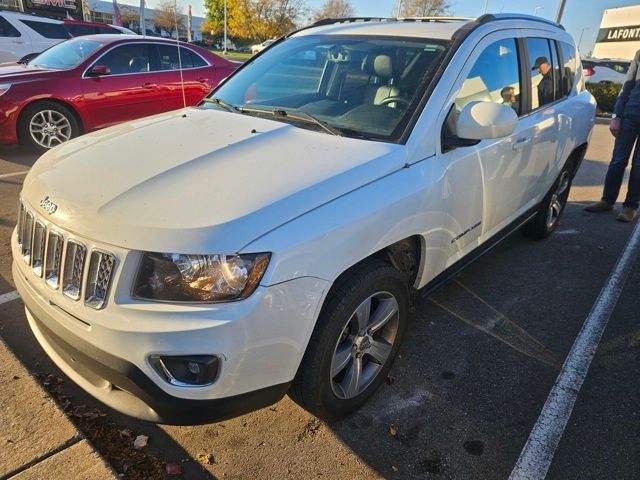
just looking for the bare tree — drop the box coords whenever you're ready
[398,0,450,17]
[313,0,354,21]
[154,0,186,38]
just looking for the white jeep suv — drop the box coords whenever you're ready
[13,14,595,424]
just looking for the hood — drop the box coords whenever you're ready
[23,107,404,253]
[0,63,57,80]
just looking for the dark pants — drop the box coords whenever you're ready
[602,116,640,208]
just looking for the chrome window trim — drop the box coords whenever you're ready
[82,41,212,79]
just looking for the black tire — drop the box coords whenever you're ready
[289,259,409,421]
[523,163,573,240]
[18,101,80,152]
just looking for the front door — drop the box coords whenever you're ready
[440,34,536,264]
[82,43,164,130]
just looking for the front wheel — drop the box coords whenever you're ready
[18,101,80,152]
[289,260,408,420]
[523,165,572,240]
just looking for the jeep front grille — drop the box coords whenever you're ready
[16,201,116,309]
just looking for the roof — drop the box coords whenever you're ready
[293,18,469,40]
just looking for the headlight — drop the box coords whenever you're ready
[133,252,270,303]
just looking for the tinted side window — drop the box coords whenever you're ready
[65,25,95,37]
[0,16,20,37]
[21,20,69,39]
[98,26,118,34]
[454,38,522,116]
[183,48,207,67]
[156,44,183,70]
[527,38,557,109]
[96,44,153,74]
[560,42,577,95]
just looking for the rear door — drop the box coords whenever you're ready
[0,15,32,62]
[81,43,163,129]
[152,43,213,110]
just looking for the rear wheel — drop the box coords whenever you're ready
[523,164,572,239]
[18,101,80,152]
[290,260,408,420]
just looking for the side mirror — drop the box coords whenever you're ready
[88,65,111,76]
[456,101,518,140]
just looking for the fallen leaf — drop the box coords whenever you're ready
[392,466,398,472]
[133,435,148,449]
[197,453,216,465]
[166,462,182,475]
[389,425,398,437]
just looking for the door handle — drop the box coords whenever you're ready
[197,77,208,83]
[12,40,25,44]
[142,82,157,89]
[512,135,532,150]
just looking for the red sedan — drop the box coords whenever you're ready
[0,35,236,150]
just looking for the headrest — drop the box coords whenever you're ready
[363,53,394,78]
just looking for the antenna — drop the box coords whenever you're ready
[173,0,187,109]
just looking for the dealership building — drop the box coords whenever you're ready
[593,5,640,60]
[0,0,205,40]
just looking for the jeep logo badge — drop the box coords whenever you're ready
[39,196,57,215]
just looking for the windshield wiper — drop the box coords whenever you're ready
[240,106,342,137]
[202,97,239,113]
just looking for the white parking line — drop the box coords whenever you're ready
[0,170,29,179]
[0,290,20,305]
[509,219,640,480]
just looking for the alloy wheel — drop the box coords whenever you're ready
[330,291,400,399]
[29,110,72,149]
[546,170,570,230]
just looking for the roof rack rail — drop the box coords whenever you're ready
[397,16,473,22]
[311,17,389,27]
[476,13,565,31]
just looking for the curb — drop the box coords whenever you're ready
[0,335,117,480]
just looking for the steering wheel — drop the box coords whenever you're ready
[378,96,411,108]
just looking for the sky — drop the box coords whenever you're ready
[116,0,640,54]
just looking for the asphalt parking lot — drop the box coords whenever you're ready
[0,123,638,479]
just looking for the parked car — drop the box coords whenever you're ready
[251,38,274,54]
[0,11,67,63]
[62,20,124,37]
[0,34,236,150]
[582,58,630,84]
[12,14,594,424]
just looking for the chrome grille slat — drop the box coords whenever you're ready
[32,221,46,277]
[62,240,86,301]
[85,251,115,310]
[21,211,34,265]
[16,202,25,245]
[45,231,63,289]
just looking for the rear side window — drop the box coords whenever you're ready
[454,38,522,116]
[156,44,208,70]
[526,38,558,110]
[560,42,577,95]
[0,16,20,37]
[65,24,95,37]
[21,20,69,39]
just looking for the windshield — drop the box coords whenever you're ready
[207,35,449,142]
[29,38,103,69]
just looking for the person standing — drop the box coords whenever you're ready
[585,50,640,222]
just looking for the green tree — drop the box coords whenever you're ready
[230,0,307,41]
[203,0,237,37]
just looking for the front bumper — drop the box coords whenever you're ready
[13,254,329,424]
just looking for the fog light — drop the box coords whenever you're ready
[150,355,219,386]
